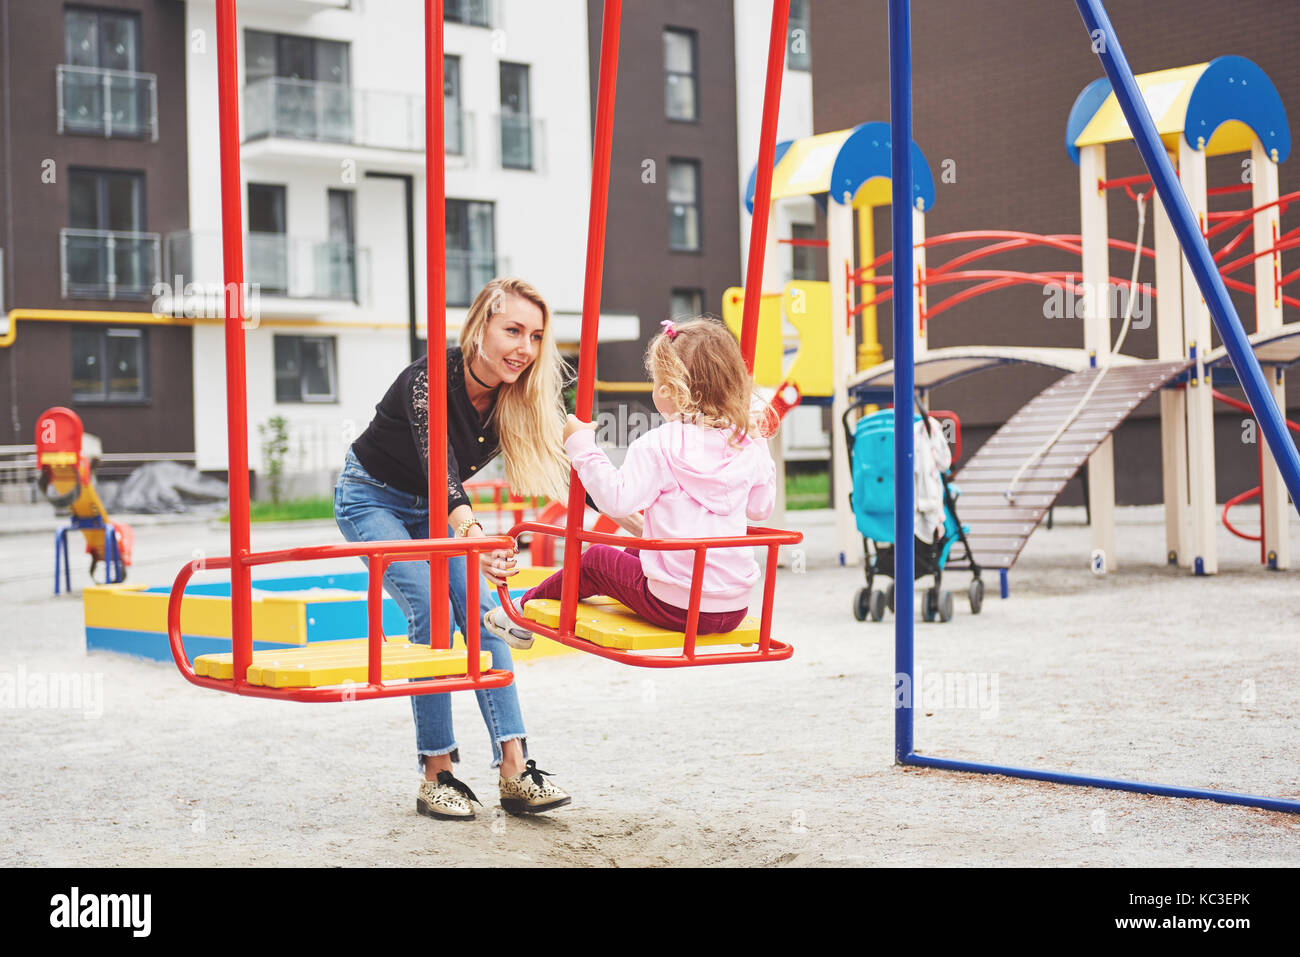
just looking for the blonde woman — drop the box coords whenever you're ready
[335,278,576,820]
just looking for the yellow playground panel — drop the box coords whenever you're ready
[722,280,833,397]
[522,596,760,651]
[193,638,493,689]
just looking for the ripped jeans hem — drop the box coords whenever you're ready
[416,745,460,773]
[489,734,528,771]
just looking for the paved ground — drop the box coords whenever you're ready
[1,504,1298,866]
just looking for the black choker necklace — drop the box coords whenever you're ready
[467,358,499,392]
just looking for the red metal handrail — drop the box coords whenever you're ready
[167,534,517,702]
[497,521,801,668]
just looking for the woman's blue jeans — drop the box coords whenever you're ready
[334,449,527,772]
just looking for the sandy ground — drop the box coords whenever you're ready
[1,504,1298,867]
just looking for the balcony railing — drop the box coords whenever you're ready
[245,77,472,156]
[56,65,158,140]
[166,231,371,305]
[60,229,162,300]
[496,114,544,171]
[447,250,508,308]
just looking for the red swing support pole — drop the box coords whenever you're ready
[558,0,624,639]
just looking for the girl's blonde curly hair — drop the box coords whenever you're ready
[644,317,767,446]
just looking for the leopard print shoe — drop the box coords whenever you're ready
[417,770,481,821]
[499,759,572,815]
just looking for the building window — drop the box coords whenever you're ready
[64,168,157,299]
[61,7,153,139]
[788,0,811,71]
[670,288,704,320]
[244,30,351,143]
[72,327,148,402]
[668,159,701,252]
[445,55,464,156]
[499,62,533,170]
[791,222,818,280]
[247,184,288,295]
[325,189,357,301]
[274,335,337,403]
[445,0,491,28]
[446,199,496,307]
[663,28,697,121]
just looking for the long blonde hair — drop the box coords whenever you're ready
[645,317,761,446]
[460,277,571,499]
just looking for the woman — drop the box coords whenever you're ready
[334,277,576,821]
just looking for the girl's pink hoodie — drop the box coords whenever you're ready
[564,419,776,612]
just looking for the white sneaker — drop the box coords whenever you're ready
[483,606,536,650]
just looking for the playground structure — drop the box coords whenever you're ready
[829,56,1299,581]
[156,0,800,701]
[886,0,1300,813]
[724,122,936,539]
[35,406,132,594]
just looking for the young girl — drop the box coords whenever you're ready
[484,317,776,647]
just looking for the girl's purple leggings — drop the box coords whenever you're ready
[521,545,748,633]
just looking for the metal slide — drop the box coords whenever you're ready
[947,359,1191,570]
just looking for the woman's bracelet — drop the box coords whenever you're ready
[455,516,483,537]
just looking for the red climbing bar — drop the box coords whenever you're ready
[739,0,790,372]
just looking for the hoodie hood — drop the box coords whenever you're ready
[657,420,762,515]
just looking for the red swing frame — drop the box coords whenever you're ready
[167,0,799,696]
[492,0,802,668]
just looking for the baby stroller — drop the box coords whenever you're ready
[843,403,983,623]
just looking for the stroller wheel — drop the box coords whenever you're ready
[869,589,887,622]
[853,587,871,622]
[968,579,984,614]
[938,590,955,623]
[921,587,938,622]
[886,583,895,614]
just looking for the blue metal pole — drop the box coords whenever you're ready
[1075,0,1300,514]
[888,0,915,764]
[908,753,1300,814]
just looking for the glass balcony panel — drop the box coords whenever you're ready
[247,233,289,295]
[58,66,155,139]
[61,229,160,300]
[499,114,532,169]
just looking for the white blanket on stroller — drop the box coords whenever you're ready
[913,416,952,544]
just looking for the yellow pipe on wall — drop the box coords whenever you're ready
[1,308,412,348]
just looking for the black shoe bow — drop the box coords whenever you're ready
[436,770,481,805]
[518,759,554,787]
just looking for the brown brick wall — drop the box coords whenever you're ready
[587,0,741,392]
[0,0,193,453]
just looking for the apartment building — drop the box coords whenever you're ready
[0,0,192,473]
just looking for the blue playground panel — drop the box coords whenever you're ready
[85,571,528,664]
